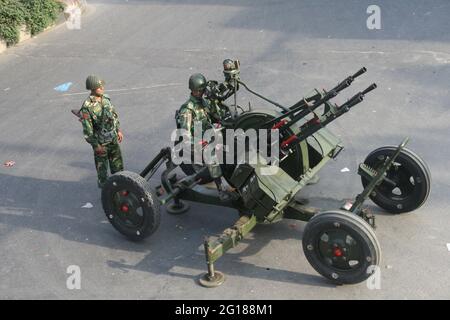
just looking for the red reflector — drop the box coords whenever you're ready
[272,119,287,130]
[333,248,343,257]
[121,205,129,213]
[281,135,298,148]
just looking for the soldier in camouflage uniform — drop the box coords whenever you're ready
[177,73,216,135]
[176,73,234,201]
[78,75,124,188]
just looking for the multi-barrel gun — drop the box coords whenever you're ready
[234,67,377,149]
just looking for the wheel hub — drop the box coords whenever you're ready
[112,190,145,228]
[319,230,363,270]
[333,247,343,257]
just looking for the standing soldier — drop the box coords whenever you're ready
[78,75,124,188]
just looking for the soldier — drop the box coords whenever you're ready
[177,73,215,135]
[176,73,234,201]
[78,75,124,188]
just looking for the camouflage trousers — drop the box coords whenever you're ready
[92,142,124,188]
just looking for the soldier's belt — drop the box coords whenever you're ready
[95,128,117,143]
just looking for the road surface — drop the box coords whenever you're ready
[0,0,449,299]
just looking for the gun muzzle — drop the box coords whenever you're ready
[339,83,377,110]
[352,67,367,79]
[331,67,366,94]
[362,83,377,95]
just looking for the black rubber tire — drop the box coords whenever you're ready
[101,171,160,241]
[361,146,431,214]
[302,210,381,285]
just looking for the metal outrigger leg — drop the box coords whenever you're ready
[199,214,257,288]
[197,199,321,288]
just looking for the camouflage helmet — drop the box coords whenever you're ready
[188,73,207,91]
[86,75,105,90]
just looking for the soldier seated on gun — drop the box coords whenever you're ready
[74,75,124,189]
[175,73,236,202]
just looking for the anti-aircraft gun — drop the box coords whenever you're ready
[101,65,431,287]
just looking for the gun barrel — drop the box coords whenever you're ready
[264,67,367,129]
[273,89,337,130]
[266,89,337,129]
[287,93,321,111]
[352,67,367,79]
[331,67,367,94]
[362,83,377,95]
[333,79,352,93]
[338,83,377,110]
[344,94,364,109]
[280,82,377,150]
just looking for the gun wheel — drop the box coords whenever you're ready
[362,146,431,213]
[199,271,225,288]
[302,210,381,285]
[102,171,160,241]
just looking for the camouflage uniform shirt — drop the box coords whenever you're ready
[79,94,120,147]
[176,95,223,179]
[176,95,214,136]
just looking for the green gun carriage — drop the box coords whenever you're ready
[101,67,431,287]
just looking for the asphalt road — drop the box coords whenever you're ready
[0,0,449,299]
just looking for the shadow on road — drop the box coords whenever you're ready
[90,0,450,42]
[0,171,343,288]
[104,197,353,289]
[0,173,152,252]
